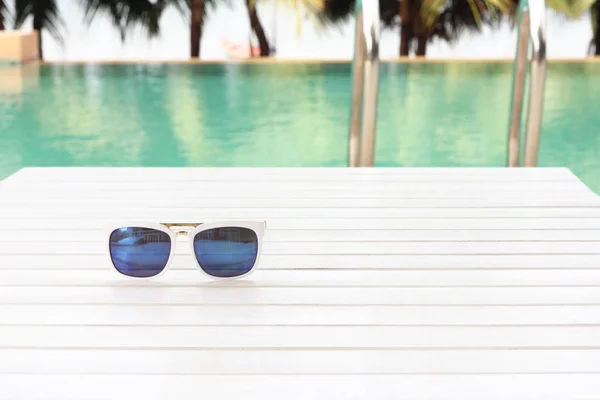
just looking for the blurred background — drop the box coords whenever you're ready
[0,0,599,59]
[0,0,599,191]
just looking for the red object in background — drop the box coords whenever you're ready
[221,39,262,59]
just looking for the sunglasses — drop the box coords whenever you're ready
[104,221,265,280]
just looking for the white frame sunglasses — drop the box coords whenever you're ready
[104,220,266,280]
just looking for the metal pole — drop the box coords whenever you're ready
[507,8,530,167]
[523,0,547,167]
[358,0,381,167]
[506,0,547,168]
[349,12,365,167]
[348,0,380,167]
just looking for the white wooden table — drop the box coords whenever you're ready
[1,167,600,399]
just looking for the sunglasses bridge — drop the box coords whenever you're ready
[162,223,203,237]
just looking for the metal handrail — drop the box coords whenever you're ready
[348,0,381,167]
[507,0,547,167]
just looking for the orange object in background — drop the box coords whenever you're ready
[220,39,263,59]
[0,31,40,64]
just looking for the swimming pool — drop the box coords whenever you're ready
[1,62,599,192]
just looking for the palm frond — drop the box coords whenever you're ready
[14,0,64,43]
[0,0,8,29]
[589,1,597,54]
[546,0,595,18]
[413,0,511,43]
[79,0,166,41]
[13,0,33,28]
[320,0,353,22]
[41,3,65,44]
[420,0,511,30]
[252,0,326,35]
[184,0,228,14]
[121,1,163,38]
[419,0,446,27]
[168,0,188,14]
[320,0,398,28]
[592,0,598,31]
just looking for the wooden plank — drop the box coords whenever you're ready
[2,286,600,305]
[1,374,599,400]
[0,182,590,196]
[1,177,595,199]
[2,241,600,255]
[1,218,599,230]
[2,325,600,349]
[3,269,600,287]
[3,189,594,201]
[2,197,599,207]
[3,229,600,242]
[2,349,600,373]
[3,206,600,218]
[2,167,600,397]
[2,304,600,326]
[6,179,585,188]
[1,254,599,269]
[11,166,579,181]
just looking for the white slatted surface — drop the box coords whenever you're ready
[1,167,600,400]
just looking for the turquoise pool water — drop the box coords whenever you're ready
[1,62,599,192]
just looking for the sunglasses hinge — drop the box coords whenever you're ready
[163,223,202,229]
[162,223,202,237]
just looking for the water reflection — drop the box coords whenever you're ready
[540,62,600,190]
[0,62,599,193]
[0,64,40,94]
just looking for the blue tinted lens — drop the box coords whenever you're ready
[193,227,259,278]
[109,227,171,278]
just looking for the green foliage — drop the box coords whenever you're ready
[323,0,597,47]
[419,0,514,42]
[420,0,512,30]
[545,0,595,17]
[250,0,326,35]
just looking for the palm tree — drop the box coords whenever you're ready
[83,0,323,59]
[399,0,414,55]
[245,0,327,57]
[14,0,64,60]
[409,0,598,56]
[247,0,271,56]
[189,0,205,57]
[81,0,211,58]
[322,0,491,55]
[326,0,596,57]
[323,0,485,55]
[12,0,168,60]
